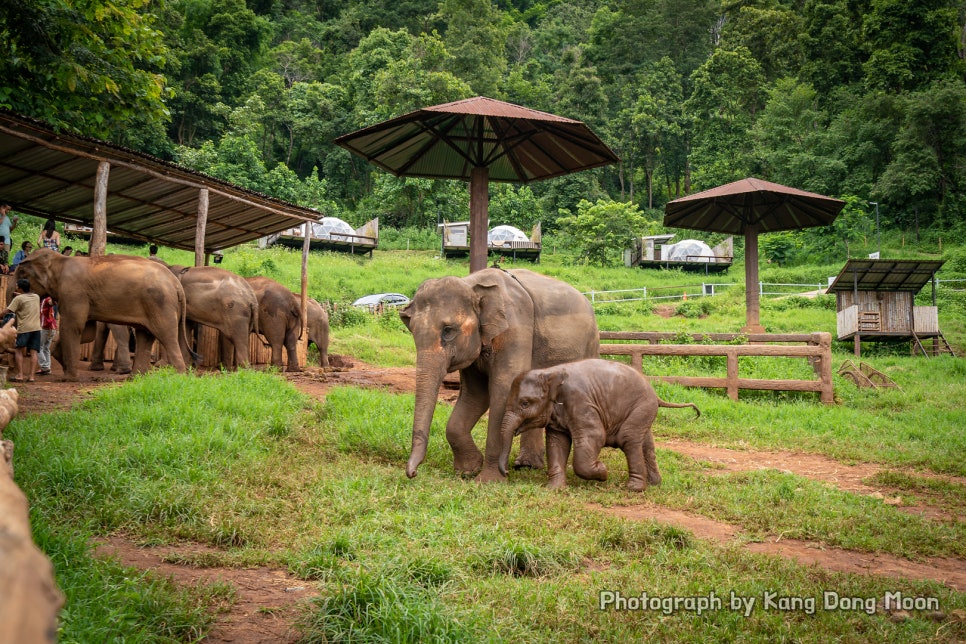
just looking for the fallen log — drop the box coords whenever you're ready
[0,388,64,643]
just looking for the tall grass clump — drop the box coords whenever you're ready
[299,568,474,643]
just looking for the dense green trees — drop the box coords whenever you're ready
[2,0,964,244]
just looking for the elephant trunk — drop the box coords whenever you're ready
[498,411,523,476]
[406,353,447,478]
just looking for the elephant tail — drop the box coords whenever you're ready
[658,398,700,419]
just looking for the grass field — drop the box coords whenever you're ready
[6,239,966,642]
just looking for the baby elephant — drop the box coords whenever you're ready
[498,359,699,492]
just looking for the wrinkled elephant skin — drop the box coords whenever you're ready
[399,268,599,482]
[499,359,699,492]
[15,250,190,380]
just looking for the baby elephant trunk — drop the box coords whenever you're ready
[497,411,523,476]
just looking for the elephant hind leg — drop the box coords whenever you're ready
[642,428,661,487]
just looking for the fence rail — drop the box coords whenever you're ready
[583,282,827,304]
[599,331,834,404]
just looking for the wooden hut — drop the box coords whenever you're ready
[827,259,953,357]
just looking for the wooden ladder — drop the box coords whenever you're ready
[912,331,956,357]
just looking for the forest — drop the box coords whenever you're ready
[2,0,965,261]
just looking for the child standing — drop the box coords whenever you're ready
[37,295,57,376]
[3,278,42,382]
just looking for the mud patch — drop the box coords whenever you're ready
[95,537,318,644]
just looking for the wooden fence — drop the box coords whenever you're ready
[599,331,834,404]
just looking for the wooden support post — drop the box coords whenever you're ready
[89,161,110,256]
[742,224,764,333]
[194,188,208,267]
[300,221,310,342]
[469,166,489,274]
[817,332,834,404]
[631,351,642,374]
[726,349,739,400]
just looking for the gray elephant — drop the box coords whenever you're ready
[305,297,330,369]
[498,359,700,492]
[167,264,259,369]
[245,276,302,372]
[15,250,190,380]
[399,267,599,482]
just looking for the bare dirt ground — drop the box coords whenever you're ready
[10,357,965,642]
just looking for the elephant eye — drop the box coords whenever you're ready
[441,325,457,342]
[520,400,530,408]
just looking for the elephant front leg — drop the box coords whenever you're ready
[545,429,572,489]
[449,374,488,477]
[514,428,545,469]
[572,433,608,483]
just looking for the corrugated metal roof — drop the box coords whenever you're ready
[334,96,619,183]
[0,110,321,252]
[827,259,946,293]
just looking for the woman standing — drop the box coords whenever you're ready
[38,219,60,252]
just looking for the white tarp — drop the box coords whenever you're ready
[662,239,714,262]
[488,225,529,245]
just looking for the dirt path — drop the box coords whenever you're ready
[12,358,965,642]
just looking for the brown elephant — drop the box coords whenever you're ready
[245,276,302,372]
[399,267,599,482]
[498,359,699,492]
[305,297,330,369]
[167,264,259,368]
[15,250,190,380]
[86,322,133,374]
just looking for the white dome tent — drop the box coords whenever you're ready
[311,216,355,241]
[663,238,714,263]
[488,225,529,246]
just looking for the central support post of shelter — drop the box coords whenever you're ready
[742,224,764,333]
[469,166,489,273]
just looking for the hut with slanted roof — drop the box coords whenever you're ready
[827,258,953,357]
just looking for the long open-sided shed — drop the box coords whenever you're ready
[826,259,952,357]
[0,109,320,263]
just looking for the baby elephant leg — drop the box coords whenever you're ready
[621,407,661,492]
[545,429,572,489]
[571,433,608,483]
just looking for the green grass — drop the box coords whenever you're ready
[8,375,966,642]
[6,242,966,642]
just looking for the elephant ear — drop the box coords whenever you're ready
[472,280,509,347]
[544,370,568,404]
[398,301,414,331]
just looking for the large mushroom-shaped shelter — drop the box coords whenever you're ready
[665,178,845,332]
[335,96,618,273]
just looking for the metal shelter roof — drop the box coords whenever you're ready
[664,177,845,234]
[827,259,946,293]
[0,110,320,253]
[334,96,620,184]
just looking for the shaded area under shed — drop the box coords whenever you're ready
[0,109,320,258]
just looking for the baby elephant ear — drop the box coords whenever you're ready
[473,281,509,346]
[542,370,568,402]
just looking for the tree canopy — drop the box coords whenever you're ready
[2,0,964,241]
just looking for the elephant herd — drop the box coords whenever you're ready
[12,253,699,492]
[10,250,329,379]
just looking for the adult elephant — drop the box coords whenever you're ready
[245,276,302,372]
[15,250,189,380]
[305,297,330,369]
[167,264,259,368]
[399,267,599,482]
